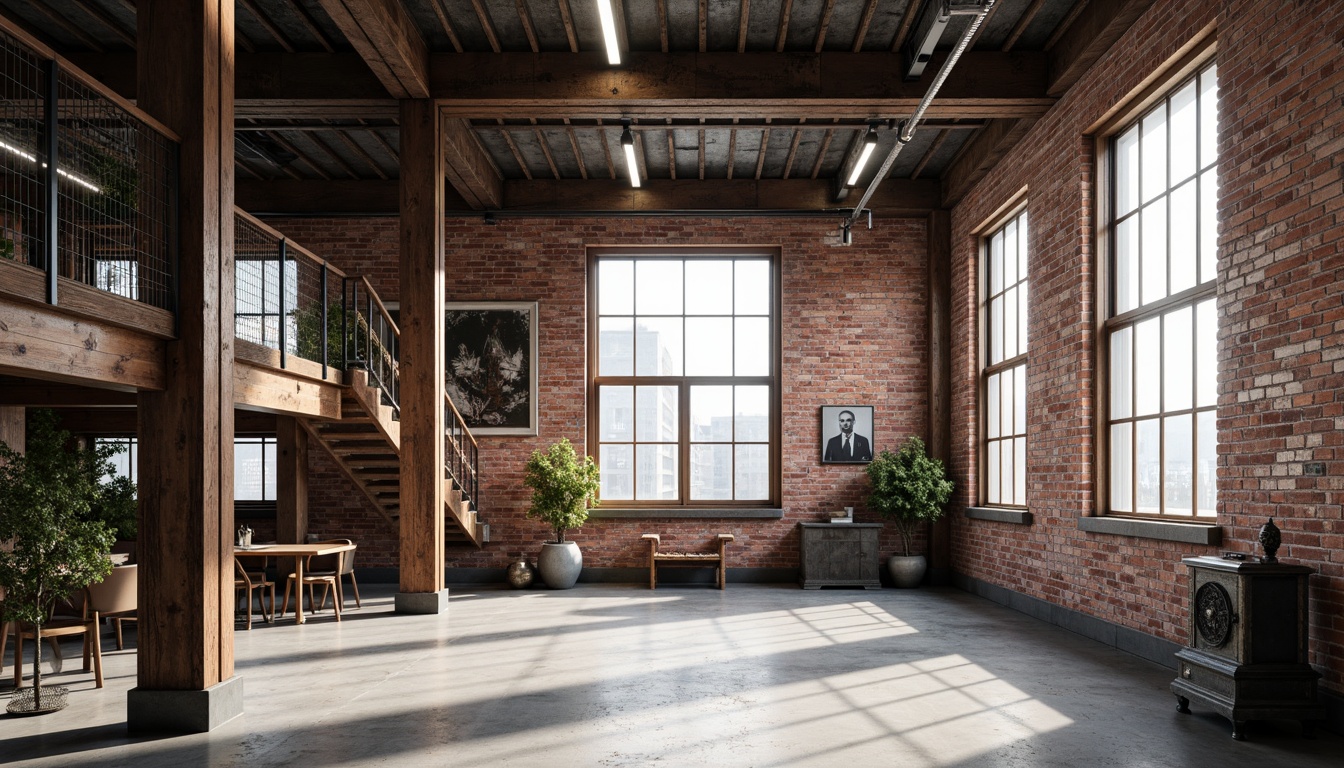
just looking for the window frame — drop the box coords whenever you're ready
[978,203,1030,509]
[1095,42,1219,522]
[587,246,782,509]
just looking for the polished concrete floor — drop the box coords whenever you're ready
[2,583,1341,767]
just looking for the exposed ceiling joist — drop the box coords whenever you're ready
[939,117,1035,207]
[443,117,504,208]
[72,50,1052,122]
[317,0,430,99]
[1047,0,1159,97]
[237,177,941,217]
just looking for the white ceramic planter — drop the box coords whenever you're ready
[537,541,583,589]
[887,554,927,588]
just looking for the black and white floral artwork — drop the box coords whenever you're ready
[445,302,538,435]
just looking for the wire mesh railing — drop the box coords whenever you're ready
[231,209,480,525]
[233,210,399,413]
[0,21,178,311]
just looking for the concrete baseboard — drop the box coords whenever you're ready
[952,572,1344,736]
[127,676,244,733]
[436,566,798,586]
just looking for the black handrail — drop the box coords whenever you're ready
[445,392,480,515]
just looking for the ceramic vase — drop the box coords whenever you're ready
[537,541,583,589]
[887,554,927,588]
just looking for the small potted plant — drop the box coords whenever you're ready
[0,410,116,714]
[865,436,954,588]
[524,438,600,589]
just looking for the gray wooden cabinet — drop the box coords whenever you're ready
[798,523,882,589]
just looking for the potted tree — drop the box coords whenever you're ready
[865,436,954,588]
[524,438,600,589]
[0,410,116,714]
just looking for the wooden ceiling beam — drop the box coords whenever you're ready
[504,178,940,216]
[427,0,465,52]
[74,51,1051,121]
[468,0,503,53]
[1047,0,1158,97]
[239,0,297,53]
[939,117,1035,207]
[428,51,1051,119]
[852,0,879,53]
[290,0,338,52]
[68,0,136,48]
[1002,0,1047,52]
[558,0,580,53]
[237,177,941,216]
[316,0,430,99]
[813,0,836,53]
[443,117,503,208]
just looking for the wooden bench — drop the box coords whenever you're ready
[641,533,734,590]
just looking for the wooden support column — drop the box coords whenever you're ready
[129,0,241,733]
[276,416,309,581]
[395,99,447,613]
[0,407,24,456]
[927,210,953,586]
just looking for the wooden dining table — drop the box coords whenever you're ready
[233,542,355,625]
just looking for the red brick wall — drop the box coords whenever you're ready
[949,0,1343,694]
[268,216,931,572]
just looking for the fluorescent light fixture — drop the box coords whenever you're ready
[845,128,878,187]
[596,0,621,66]
[1,137,101,193]
[620,123,640,188]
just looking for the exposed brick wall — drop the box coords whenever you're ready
[267,215,931,573]
[949,0,1343,694]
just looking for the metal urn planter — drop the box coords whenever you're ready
[887,555,927,588]
[537,541,583,589]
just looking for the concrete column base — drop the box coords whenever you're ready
[395,589,450,614]
[127,676,243,733]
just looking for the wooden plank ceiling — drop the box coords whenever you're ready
[0,0,1151,215]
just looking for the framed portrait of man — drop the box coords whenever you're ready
[820,405,874,464]
[445,301,539,435]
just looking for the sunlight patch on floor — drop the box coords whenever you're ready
[439,653,1074,767]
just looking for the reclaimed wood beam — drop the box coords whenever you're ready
[1047,0,1158,97]
[939,117,1034,207]
[72,51,1052,121]
[500,177,939,215]
[317,0,430,98]
[0,297,165,391]
[235,173,949,216]
[443,117,504,209]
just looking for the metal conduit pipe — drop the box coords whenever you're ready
[841,0,998,237]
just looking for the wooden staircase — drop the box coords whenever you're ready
[303,369,483,547]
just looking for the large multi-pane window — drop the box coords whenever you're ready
[591,252,778,506]
[96,436,138,482]
[1106,61,1218,518]
[235,436,278,501]
[982,209,1028,506]
[96,434,277,502]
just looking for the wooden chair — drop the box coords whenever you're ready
[84,564,138,652]
[280,539,349,622]
[8,608,102,688]
[234,559,275,630]
[642,533,735,590]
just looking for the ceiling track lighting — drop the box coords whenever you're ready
[620,119,640,188]
[596,0,622,65]
[845,126,880,187]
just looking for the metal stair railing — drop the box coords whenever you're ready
[445,391,480,515]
